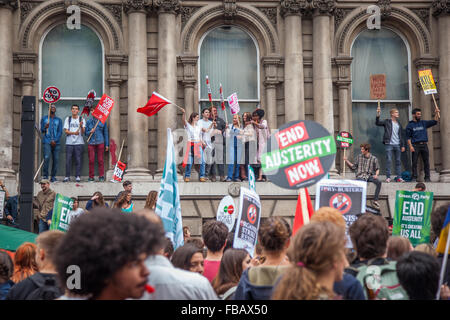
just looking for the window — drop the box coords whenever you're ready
[40,24,103,177]
[351,28,411,174]
[199,26,259,121]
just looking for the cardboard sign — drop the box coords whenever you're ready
[233,187,261,257]
[92,94,114,124]
[216,195,236,232]
[418,69,437,95]
[370,74,386,100]
[112,160,126,183]
[227,93,240,115]
[336,131,353,148]
[261,120,336,189]
[0,191,5,219]
[393,190,433,247]
[43,86,61,104]
[50,194,74,232]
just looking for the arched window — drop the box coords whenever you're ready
[199,26,259,119]
[351,28,411,174]
[40,24,103,177]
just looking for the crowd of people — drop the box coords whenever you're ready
[0,201,449,300]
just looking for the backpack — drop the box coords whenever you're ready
[26,274,62,300]
[401,171,412,182]
[355,259,408,300]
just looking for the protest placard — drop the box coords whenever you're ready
[233,187,261,257]
[111,160,126,183]
[227,93,240,115]
[370,74,386,100]
[217,195,236,232]
[0,191,5,219]
[43,86,61,104]
[393,190,433,247]
[336,131,353,149]
[248,165,256,192]
[50,194,74,232]
[92,94,114,124]
[418,69,437,95]
[261,120,336,189]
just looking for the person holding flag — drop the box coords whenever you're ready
[225,114,243,182]
[85,106,109,182]
[40,104,63,182]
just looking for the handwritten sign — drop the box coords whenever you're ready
[370,74,386,100]
[227,93,240,115]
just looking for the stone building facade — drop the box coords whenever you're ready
[1,0,450,233]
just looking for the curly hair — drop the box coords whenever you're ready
[0,251,13,283]
[272,222,346,300]
[54,208,165,299]
[114,190,131,209]
[11,242,38,283]
[144,191,158,210]
[171,243,204,271]
[212,248,248,296]
[202,220,228,253]
[349,214,389,260]
[258,217,292,252]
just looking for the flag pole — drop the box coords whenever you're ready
[117,139,125,163]
[436,227,450,300]
[431,93,441,120]
[87,119,100,143]
[34,159,45,182]
[45,104,51,134]
[343,148,346,176]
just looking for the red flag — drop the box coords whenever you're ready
[220,83,225,111]
[206,75,212,103]
[292,188,314,236]
[82,90,96,117]
[137,92,173,117]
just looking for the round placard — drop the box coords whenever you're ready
[43,86,61,104]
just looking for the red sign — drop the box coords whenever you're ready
[43,86,61,104]
[284,157,324,187]
[226,205,234,215]
[247,204,257,225]
[275,122,309,149]
[370,74,386,100]
[113,161,126,182]
[92,94,114,124]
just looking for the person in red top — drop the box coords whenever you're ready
[202,220,228,283]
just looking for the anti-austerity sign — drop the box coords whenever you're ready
[50,194,74,232]
[92,94,114,124]
[393,190,433,247]
[370,74,386,100]
[217,195,236,232]
[336,131,353,149]
[233,187,261,257]
[418,69,437,95]
[112,160,126,183]
[261,120,336,189]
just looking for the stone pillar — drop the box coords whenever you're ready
[262,56,282,131]
[0,1,17,178]
[155,0,180,171]
[433,2,450,181]
[280,1,305,121]
[180,55,198,118]
[123,1,151,179]
[312,1,337,176]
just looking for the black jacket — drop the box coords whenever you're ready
[6,272,63,300]
[375,116,405,148]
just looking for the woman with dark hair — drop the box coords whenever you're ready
[234,217,292,300]
[85,191,109,211]
[171,243,205,275]
[181,109,208,182]
[240,112,256,181]
[113,190,134,213]
[251,108,269,181]
[144,190,158,210]
[11,242,39,284]
[0,251,14,300]
[212,249,251,300]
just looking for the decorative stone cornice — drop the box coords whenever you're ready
[223,0,237,20]
[312,0,336,16]
[378,0,392,19]
[179,54,198,85]
[262,55,282,86]
[333,56,353,82]
[181,6,200,29]
[20,1,39,23]
[0,0,18,10]
[122,0,151,14]
[104,4,123,27]
[280,0,313,17]
[13,52,37,82]
[106,54,126,85]
[414,56,439,68]
[154,0,180,14]
[432,0,450,16]
[259,7,277,26]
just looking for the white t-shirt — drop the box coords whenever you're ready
[185,122,202,142]
[197,119,212,149]
[64,116,86,145]
[68,208,85,225]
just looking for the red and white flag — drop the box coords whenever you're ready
[220,83,225,111]
[206,75,213,103]
[292,188,314,236]
[137,92,173,117]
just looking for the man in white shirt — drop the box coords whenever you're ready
[63,105,86,182]
[197,108,214,180]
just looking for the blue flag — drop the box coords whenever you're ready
[155,128,184,249]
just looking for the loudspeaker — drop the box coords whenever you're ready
[19,96,36,232]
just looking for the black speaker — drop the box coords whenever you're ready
[19,96,36,232]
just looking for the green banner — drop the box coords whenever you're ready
[50,194,74,232]
[336,136,353,144]
[393,190,433,247]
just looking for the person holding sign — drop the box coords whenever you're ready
[406,108,439,182]
[40,104,63,182]
[85,106,110,182]
[344,143,381,209]
[225,114,243,182]
[63,105,86,183]
[376,106,406,183]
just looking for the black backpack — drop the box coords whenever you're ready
[26,274,62,300]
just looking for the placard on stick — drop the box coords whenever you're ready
[370,74,386,100]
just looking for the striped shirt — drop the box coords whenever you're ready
[351,153,379,181]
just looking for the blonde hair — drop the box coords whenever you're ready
[390,108,399,115]
[414,243,437,257]
[310,207,346,231]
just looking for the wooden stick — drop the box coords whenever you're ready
[117,139,125,163]
[87,119,100,143]
[45,104,51,134]
[431,93,440,119]
[34,159,45,182]
[343,148,346,176]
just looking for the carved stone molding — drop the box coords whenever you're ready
[258,7,277,26]
[20,1,39,23]
[223,0,237,21]
[104,4,123,27]
[106,54,126,84]
[181,6,201,29]
[432,0,450,16]
[13,52,37,82]
[414,56,439,68]
[411,8,430,30]
[0,0,18,10]
[122,0,151,14]
[333,56,353,82]
[280,0,313,17]
[312,0,336,16]
[377,0,391,19]
[334,8,352,30]
[262,55,282,86]
[179,54,198,85]
[154,0,180,14]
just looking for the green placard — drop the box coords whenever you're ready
[393,190,433,247]
[50,194,74,232]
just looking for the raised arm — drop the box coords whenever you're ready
[181,108,187,126]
